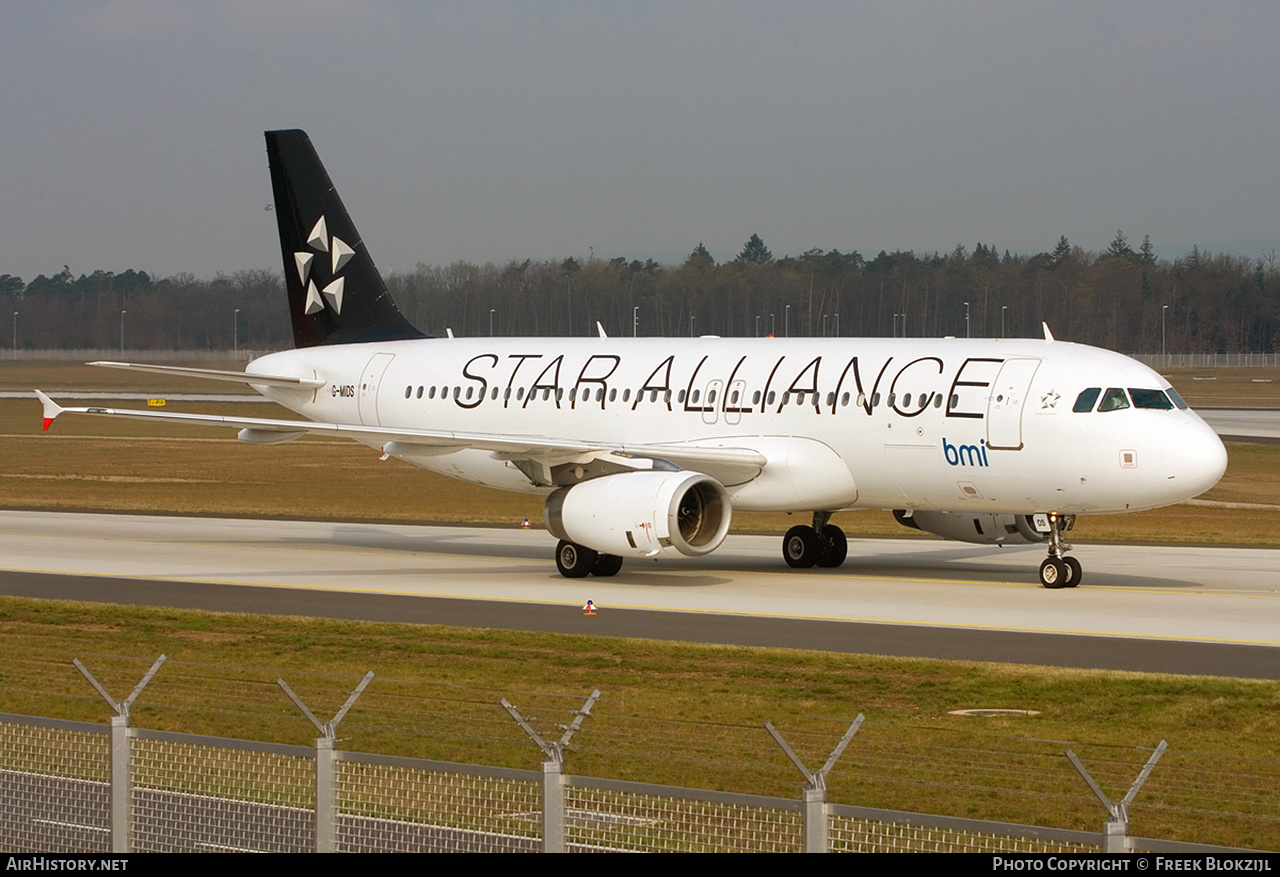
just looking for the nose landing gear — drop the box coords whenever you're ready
[1039,514,1081,589]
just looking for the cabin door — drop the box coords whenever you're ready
[358,352,395,426]
[986,358,1040,450]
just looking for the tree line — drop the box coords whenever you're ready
[3,232,1276,353]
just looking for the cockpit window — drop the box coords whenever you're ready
[1097,388,1130,412]
[1129,388,1174,410]
[1166,387,1189,410]
[1073,387,1101,413]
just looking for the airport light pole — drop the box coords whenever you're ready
[964,302,970,338]
[834,313,839,337]
[785,305,790,338]
[632,306,638,337]
[1162,305,1168,365]
[490,308,495,337]
[11,312,16,361]
[120,310,126,353]
[755,315,760,337]
[234,308,240,354]
[769,313,774,336]
[1002,305,1007,339]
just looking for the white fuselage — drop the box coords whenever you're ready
[249,335,1227,516]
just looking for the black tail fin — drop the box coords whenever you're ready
[265,129,426,348]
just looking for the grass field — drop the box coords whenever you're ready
[1159,367,1280,408]
[2,360,1279,849]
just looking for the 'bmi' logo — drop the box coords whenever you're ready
[943,438,989,467]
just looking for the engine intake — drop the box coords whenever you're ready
[545,471,731,559]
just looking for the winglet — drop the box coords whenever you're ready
[1042,322,1055,342]
[596,321,608,338]
[34,390,63,431]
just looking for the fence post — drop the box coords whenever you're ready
[314,736,336,852]
[277,670,375,853]
[502,689,600,853]
[542,759,565,852]
[765,715,864,853]
[108,714,130,854]
[74,654,167,853]
[1066,740,1167,853]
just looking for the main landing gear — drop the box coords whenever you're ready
[782,511,848,569]
[555,540,624,578]
[1038,513,1081,589]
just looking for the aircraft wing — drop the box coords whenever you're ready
[34,391,767,485]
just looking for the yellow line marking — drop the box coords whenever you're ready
[4,565,1278,648]
[3,529,1280,597]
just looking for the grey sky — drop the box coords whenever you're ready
[2,1,1278,281]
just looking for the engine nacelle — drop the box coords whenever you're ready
[893,510,1048,545]
[545,471,732,559]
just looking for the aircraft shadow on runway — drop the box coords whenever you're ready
[298,525,1210,591]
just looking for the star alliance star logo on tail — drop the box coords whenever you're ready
[294,215,355,315]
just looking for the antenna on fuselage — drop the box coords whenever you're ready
[596,321,608,338]
[1042,322,1055,342]
[446,328,454,339]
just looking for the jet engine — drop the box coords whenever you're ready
[893,510,1048,545]
[545,471,731,559]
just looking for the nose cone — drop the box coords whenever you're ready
[1162,421,1228,500]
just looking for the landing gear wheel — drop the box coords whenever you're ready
[816,525,848,568]
[1039,557,1068,589]
[592,553,624,577]
[783,525,820,569]
[555,540,598,578]
[1063,556,1082,588]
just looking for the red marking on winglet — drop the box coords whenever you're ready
[42,418,53,431]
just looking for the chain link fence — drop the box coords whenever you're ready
[1132,353,1280,368]
[1,708,1270,854]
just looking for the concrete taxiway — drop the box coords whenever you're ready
[1,510,1277,678]
[1200,408,1280,443]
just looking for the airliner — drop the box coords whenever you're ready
[35,129,1228,587]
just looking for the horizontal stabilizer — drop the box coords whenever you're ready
[88,361,324,389]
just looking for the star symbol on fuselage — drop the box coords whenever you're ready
[1040,390,1060,409]
[294,216,354,315]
